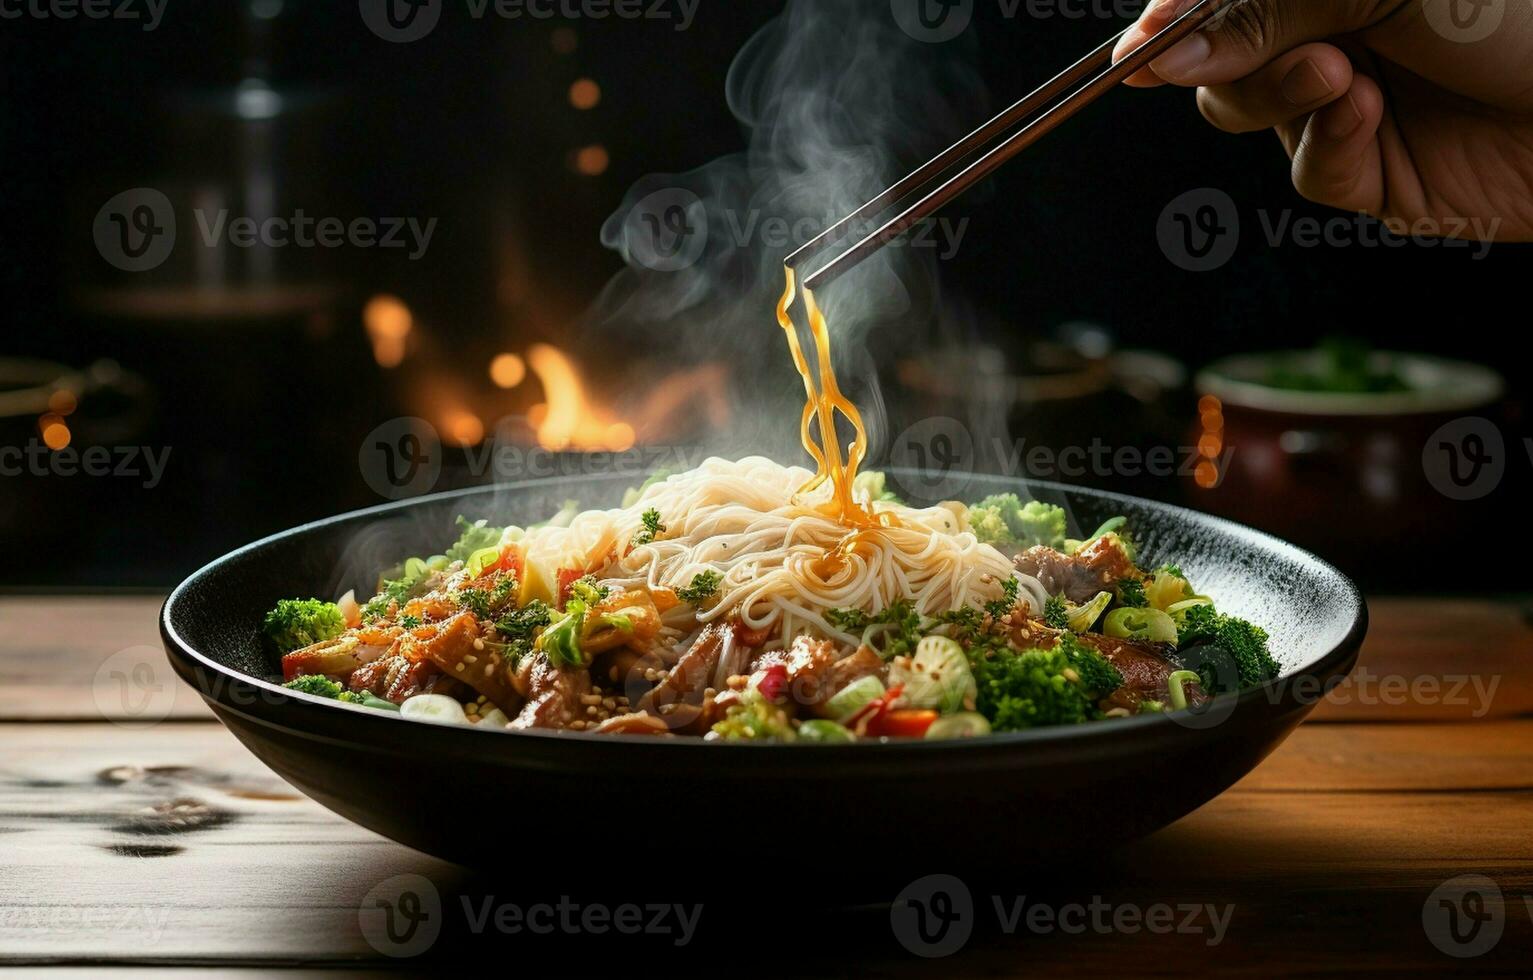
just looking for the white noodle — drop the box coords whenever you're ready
[512,457,1045,651]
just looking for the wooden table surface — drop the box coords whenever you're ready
[2,594,1531,975]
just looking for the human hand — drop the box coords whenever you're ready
[1116,0,1533,240]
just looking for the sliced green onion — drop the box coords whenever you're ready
[1104,607,1179,645]
[1166,670,1203,712]
[466,546,502,577]
[796,720,856,743]
[925,712,992,739]
[1167,596,1215,625]
[826,675,885,721]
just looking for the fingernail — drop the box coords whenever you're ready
[1151,33,1211,82]
[1281,59,1334,108]
[1320,94,1364,140]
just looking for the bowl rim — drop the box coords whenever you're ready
[1197,350,1504,417]
[161,472,1368,755]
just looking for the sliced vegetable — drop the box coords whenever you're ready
[1166,670,1203,712]
[866,708,939,739]
[1103,606,1179,645]
[890,635,975,714]
[1066,590,1113,633]
[796,720,857,743]
[825,675,885,721]
[400,694,470,726]
[925,712,992,739]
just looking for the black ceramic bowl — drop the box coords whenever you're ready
[161,470,1365,884]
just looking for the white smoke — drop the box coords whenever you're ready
[588,0,988,464]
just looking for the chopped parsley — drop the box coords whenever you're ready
[1043,594,1070,631]
[631,508,667,547]
[399,614,423,629]
[985,577,1021,620]
[676,570,723,604]
[495,600,554,666]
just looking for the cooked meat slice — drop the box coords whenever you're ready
[413,612,521,713]
[635,624,739,734]
[1072,632,1207,710]
[749,636,880,714]
[280,634,390,682]
[1013,538,1134,604]
[818,646,883,702]
[508,653,591,730]
[639,624,731,713]
[591,712,672,736]
[348,654,446,704]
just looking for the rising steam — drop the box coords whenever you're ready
[589,0,987,463]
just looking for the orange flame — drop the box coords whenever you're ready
[526,344,635,452]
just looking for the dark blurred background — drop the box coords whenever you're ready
[1,0,1526,591]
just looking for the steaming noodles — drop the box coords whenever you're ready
[265,269,1280,739]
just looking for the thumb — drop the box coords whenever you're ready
[1116,0,1394,88]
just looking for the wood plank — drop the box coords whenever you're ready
[2,721,1531,972]
[1312,597,1533,721]
[0,596,211,722]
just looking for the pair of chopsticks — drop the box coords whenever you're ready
[787,0,1230,291]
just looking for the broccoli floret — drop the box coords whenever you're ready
[1177,606,1279,692]
[968,504,1019,550]
[970,645,1100,731]
[1057,634,1124,698]
[445,517,502,564]
[853,470,902,504]
[263,599,346,654]
[1015,500,1069,550]
[568,575,609,607]
[282,675,344,698]
[968,494,1069,551]
[1116,579,1148,608]
[1043,594,1070,631]
[710,693,796,741]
